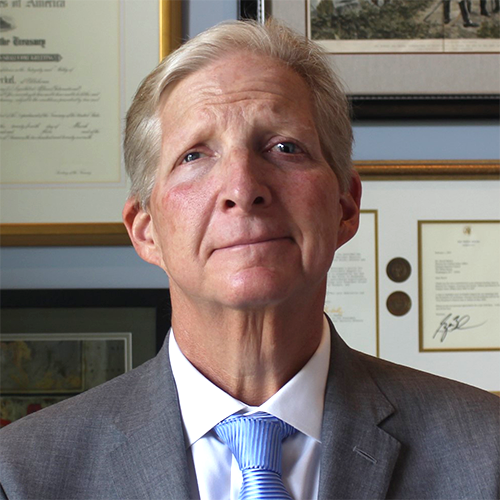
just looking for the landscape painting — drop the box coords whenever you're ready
[0,334,130,426]
[310,0,500,52]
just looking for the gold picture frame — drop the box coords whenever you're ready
[0,0,181,248]
[159,0,182,60]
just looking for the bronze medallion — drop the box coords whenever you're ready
[386,257,412,283]
[387,291,412,316]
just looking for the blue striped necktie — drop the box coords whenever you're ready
[214,412,296,500]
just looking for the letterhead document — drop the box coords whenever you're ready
[419,221,500,351]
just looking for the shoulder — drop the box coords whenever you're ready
[346,351,500,497]
[0,352,165,474]
[0,341,184,499]
[359,351,499,412]
[355,351,499,447]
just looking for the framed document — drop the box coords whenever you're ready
[325,210,379,356]
[267,0,500,117]
[419,221,500,352]
[0,0,181,240]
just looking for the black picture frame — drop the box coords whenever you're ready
[0,288,172,426]
[0,288,172,355]
[349,95,500,121]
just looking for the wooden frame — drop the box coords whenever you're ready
[355,160,500,180]
[0,223,130,247]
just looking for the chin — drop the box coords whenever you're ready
[216,269,301,310]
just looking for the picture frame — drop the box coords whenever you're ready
[0,1,181,242]
[0,288,172,426]
[0,288,172,361]
[259,0,500,119]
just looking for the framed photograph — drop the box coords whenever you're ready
[0,288,172,426]
[0,1,181,240]
[266,0,500,118]
[418,220,500,352]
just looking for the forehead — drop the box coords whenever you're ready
[159,51,316,128]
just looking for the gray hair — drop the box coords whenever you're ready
[124,19,353,207]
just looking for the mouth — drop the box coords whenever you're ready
[214,236,293,253]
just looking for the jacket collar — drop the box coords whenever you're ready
[319,319,401,499]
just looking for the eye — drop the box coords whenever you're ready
[272,142,301,154]
[182,151,204,163]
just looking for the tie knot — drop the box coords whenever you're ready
[214,412,296,473]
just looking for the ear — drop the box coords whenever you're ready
[336,170,362,249]
[122,198,163,268]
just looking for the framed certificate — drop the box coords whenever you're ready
[419,220,500,352]
[0,0,180,238]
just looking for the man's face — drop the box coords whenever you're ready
[125,52,360,311]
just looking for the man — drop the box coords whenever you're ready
[0,20,498,500]
[443,0,479,26]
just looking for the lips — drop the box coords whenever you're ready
[212,235,293,254]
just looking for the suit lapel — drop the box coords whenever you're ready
[107,337,191,499]
[319,322,401,499]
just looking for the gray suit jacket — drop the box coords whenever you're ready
[1,325,499,500]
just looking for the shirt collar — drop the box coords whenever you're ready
[169,316,331,448]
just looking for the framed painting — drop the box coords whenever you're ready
[0,288,172,426]
[254,0,500,118]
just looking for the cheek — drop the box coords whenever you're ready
[288,169,340,222]
[152,179,216,255]
[289,170,341,260]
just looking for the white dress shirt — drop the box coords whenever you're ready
[169,316,331,500]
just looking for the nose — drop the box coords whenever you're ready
[219,149,272,212]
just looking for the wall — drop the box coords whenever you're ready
[1,0,499,389]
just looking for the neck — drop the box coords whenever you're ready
[170,288,326,406]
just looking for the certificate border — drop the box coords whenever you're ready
[418,220,500,352]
